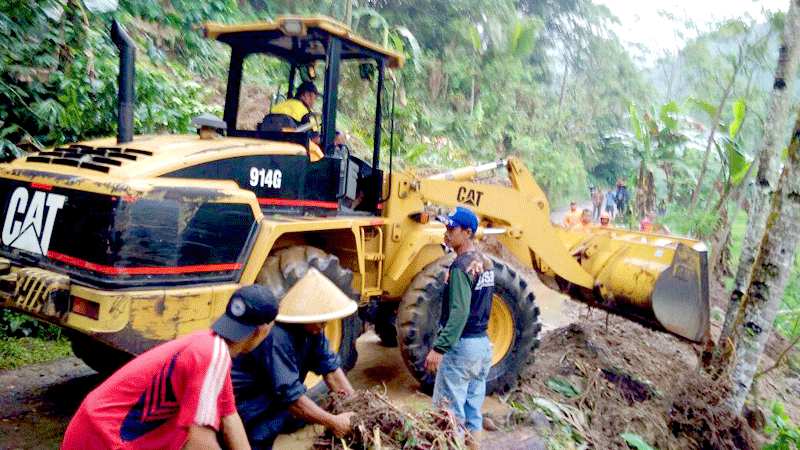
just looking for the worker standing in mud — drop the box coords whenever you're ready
[62,285,280,450]
[231,269,358,449]
[425,207,494,448]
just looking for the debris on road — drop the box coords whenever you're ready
[314,388,465,449]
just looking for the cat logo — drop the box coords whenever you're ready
[456,186,485,207]
[2,187,66,255]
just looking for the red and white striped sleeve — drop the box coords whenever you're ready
[175,333,234,430]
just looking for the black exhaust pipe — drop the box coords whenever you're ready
[111,20,135,144]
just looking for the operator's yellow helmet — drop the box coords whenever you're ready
[275,268,357,323]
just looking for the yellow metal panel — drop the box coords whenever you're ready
[213,284,241,320]
[64,284,237,342]
[415,178,594,288]
[66,286,145,334]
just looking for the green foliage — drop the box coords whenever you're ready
[662,206,719,239]
[0,1,220,155]
[620,432,657,450]
[0,335,73,370]
[0,310,62,339]
[729,98,746,139]
[546,377,581,398]
[763,401,800,450]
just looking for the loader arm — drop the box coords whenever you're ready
[410,158,594,289]
[399,157,709,343]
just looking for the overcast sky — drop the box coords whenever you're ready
[594,0,790,63]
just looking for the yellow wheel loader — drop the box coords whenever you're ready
[0,17,708,396]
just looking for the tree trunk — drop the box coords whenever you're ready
[470,77,476,115]
[689,66,739,211]
[708,162,756,277]
[635,160,646,217]
[717,0,800,353]
[663,163,675,203]
[724,108,800,413]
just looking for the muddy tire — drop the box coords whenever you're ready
[256,246,360,399]
[397,253,540,395]
[374,301,399,347]
[70,333,132,375]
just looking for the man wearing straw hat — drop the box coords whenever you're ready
[425,206,494,447]
[231,268,359,449]
[63,285,279,450]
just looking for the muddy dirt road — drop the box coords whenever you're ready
[0,277,570,450]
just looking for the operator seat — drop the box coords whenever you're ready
[257,113,298,132]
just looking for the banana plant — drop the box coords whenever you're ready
[352,7,422,69]
[628,101,692,216]
[689,96,751,188]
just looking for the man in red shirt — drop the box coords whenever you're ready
[62,285,279,450]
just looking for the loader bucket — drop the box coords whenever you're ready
[555,228,710,342]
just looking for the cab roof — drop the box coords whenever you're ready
[203,15,404,69]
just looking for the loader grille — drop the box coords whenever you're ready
[25,144,153,173]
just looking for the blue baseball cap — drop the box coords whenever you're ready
[212,285,279,342]
[437,206,478,234]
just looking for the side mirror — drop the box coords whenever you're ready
[359,62,375,81]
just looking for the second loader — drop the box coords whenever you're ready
[0,16,708,395]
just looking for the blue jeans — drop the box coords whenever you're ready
[432,336,492,432]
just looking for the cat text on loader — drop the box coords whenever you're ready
[0,16,708,397]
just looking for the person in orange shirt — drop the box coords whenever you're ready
[640,214,653,232]
[562,201,582,228]
[569,209,593,231]
[575,209,593,230]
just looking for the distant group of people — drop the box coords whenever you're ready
[590,179,629,222]
[562,201,613,230]
[563,178,671,234]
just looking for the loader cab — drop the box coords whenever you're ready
[204,17,404,215]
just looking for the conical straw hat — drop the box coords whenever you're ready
[275,267,358,323]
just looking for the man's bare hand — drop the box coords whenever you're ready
[330,411,356,437]
[424,349,443,373]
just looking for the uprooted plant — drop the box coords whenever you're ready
[313,388,466,450]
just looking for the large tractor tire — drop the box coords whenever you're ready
[256,246,360,399]
[70,333,132,375]
[397,253,540,395]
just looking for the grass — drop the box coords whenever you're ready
[727,209,800,338]
[0,336,73,371]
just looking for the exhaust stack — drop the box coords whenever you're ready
[111,20,135,144]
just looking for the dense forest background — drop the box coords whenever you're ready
[2,1,788,205]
